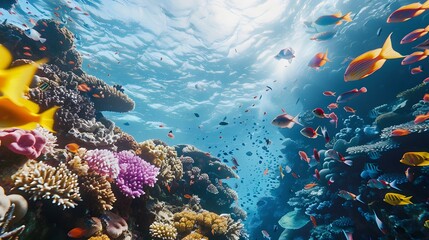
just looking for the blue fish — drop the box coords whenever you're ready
[310,31,336,41]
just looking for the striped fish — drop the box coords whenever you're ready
[383,192,412,206]
[400,152,429,166]
[344,33,403,81]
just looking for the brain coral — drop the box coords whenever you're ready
[11,160,81,209]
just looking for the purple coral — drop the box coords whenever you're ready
[84,149,120,179]
[0,129,46,159]
[115,151,159,198]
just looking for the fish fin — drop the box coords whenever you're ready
[39,38,46,44]
[0,45,12,69]
[422,0,429,9]
[356,195,365,204]
[344,160,353,166]
[389,180,401,191]
[333,12,342,17]
[380,33,403,59]
[15,122,39,131]
[19,98,40,113]
[324,49,330,62]
[292,112,304,126]
[38,106,59,133]
[342,12,352,22]
[424,49,429,56]
[403,196,413,204]
[336,21,342,25]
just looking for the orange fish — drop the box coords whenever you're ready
[410,66,424,74]
[391,128,411,136]
[29,18,36,26]
[299,151,310,163]
[165,183,171,193]
[168,130,174,138]
[423,93,429,102]
[414,112,429,124]
[68,227,86,238]
[300,126,320,139]
[343,106,356,113]
[23,52,32,57]
[327,103,338,110]
[387,1,429,23]
[23,46,31,50]
[39,46,47,51]
[68,60,75,65]
[323,91,336,97]
[263,168,269,175]
[344,33,403,81]
[77,83,91,92]
[304,182,318,190]
[308,50,329,69]
[401,26,429,44]
[310,215,317,227]
[159,124,164,128]
[184,194,192,199]
[65,143,80,153]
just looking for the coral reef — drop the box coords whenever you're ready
[346,139,400,156]
[67,118,119,150]
[182,232,209,240]
[101,211,129,239]
[79,173,116,211]
[380,121,429,138]
[196,211,228,235]
[11,160,81,209]
[173,210,198,234]
[83,149,120,179]
[149,222,178,240]
[0,128,46,159]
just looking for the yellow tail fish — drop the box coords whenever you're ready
[384,193,412,206]
[400,152,429,167]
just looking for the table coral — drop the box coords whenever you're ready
[11,160,81,209]
[0,128,46,159]
[149,222,178,240]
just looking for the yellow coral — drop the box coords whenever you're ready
[149,222,178,240]
[182,232,208,240]
[173,210,198,233]
[88,234,110,240]
[196,211,228,235]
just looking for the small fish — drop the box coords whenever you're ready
[367,179,401,191]
[410,66,424,74]
[232,157,239,167]
[219,121,229,126]
[194,113,200,117]
[313,148,320,162]
[123,122,130,126]
[414,38,429,50]
[310,31,336,41]
[373,210,387,234]
[344,33,403,81]
[326,149,352,166]
[343,106,356,113]
[423,77,429,83]
[405,167,414,182]
[300,126,320,139]
[414,112,429,124]
[271,112,303,128]
[400,152,429,166]
[313,169,320,180]
[401,26,429,44]
[77,83,91,92]
[338,190,363,203]
[266,86,272,91]
[308,49,329,69]
[167,130,174,139]
[377,27,382,37]
[291,172,300,179]
[336,87,367,103]
[183,194,192,199]
[387,1,429,23]
[279,165,285,179]
[65,143,80,153]
[68,227,86,238]
[23,52,32,57]
[39,46,47,51]
[315,12,352,26]
[321,126,330,143]
[391,128,410,136]
[304,182,318,190]
[423,93,429,102]
[327,103,338,110]
[261,230,271,240]
[328,112,338,128]
[275,47,295,64]
[24,28,46,43]
[323,91,336,97]
[383,193,412,205]
[310,215,317,227]
[285,165,292,174]
[312,108,328,118]
[263,168,269,176]
[299,151,310,163]
[401,49,429,65]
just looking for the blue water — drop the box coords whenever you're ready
[2,0,429,239]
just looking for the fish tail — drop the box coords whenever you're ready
[356,195,365,204]
[422,0,429,9]
[342,12,352,22]
[389,180,401,191]
[293,112,304,126]
[344,160,353,166]
[39,106,59,133]
[380,33,403,59]
[324,49,330,62]
[403,196,413,203]
[39,37,47,44]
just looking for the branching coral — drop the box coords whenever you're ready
[67,118,119,150]
[346,139,400,156]
[115,151,159,198]
[223,214,245,240]
[79,173,116,211]
[34,126,57,156]
[380,121,429,138]
[11,160,81,209]
[149,222,178,240]
[83,149,120,179]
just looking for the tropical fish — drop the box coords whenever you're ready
[300,126,319,139]
[405,167,414,182]
[367,179,401,191]
[194,113,199,117]
[338,190,363,203]
[344,34,403,81]
[67,217,102,239]
[310,216,317,227]
[414,112,429,124]
[231,157,239,167]
[343,230,354,240]
[423,93,429,102]
[312,108,328,118]
[313,148,320,162]
[373,211,387,234]
[400,152,429,166]
[263,168,269,175]
[313,169,320,180]
[377,27,382,37]
[327,103,338,110]
[261,230,271,240]
[383,193,413,205]
[402,50,429,65]
[285,165,292,174]
[77,83,91,92]
[68,227,87,238]
[183,194,192,199]
[387,1,429,23]
[315,12,352,26]
[343,106,356,113]
[275,47,295,63]
[310,31,336,41]
[391,128,410,136]
[167,130,174,139]
[308,50,329,69]
[323,91,336,97]
[361,163,381,179]
[298,151,310,163]
[326,149,352,166]
[271,112,302,128]
[279,165,285,179]
[328,112,338,128]
[414,38,429,50]
[321,126,330,143]
[401,26,429,44]
[336,87,367,103]
[304,182,318,190]
[65,143,80,153]
[24,28,46,43]
[219,121,229,125]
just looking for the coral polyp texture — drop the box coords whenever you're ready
[83,149,120,179]
[79,173,116,211]
[149,222,178,240]
[11,160,81,209]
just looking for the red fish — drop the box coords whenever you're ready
[328,112,338,128]
[313,169,320,180]
[39,46,47,51]
[168,130,174,138]
[343,106,356,113]
[387,1,429,23]
[391,128,411,136]
[327,103,338,110]
[291,172,300,179]
[423,77,429,83]
[312,108,328,118]
[271,112,303,128]
[313,148,320,162]
[68,228,86,238]
[299,151,310,163]
[411,66,423,74]
[77,83,91,92]
[300,126,319,139]
[263,168,269,175]
[414,112,429,124]
[423,93,429,102]
[308,50,329,69]
[184,194,192,199]
[65,143,80,153]
[23,52,32,57]
[310,215,317,227]
[304,183,318,190]
[323,91,336,96]
[402,50,429,65]
[336,87,367,103]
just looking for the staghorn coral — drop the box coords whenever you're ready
[380,121,429,138]
[89,234,110,240]
[196,211,228,235]
[346,139,400,156]
[0,203,25,240]
[79,173,116,211]
[149,222,178,240]
[67,118,119,150]
[83,149,120,179]
[182,232,208,240]
[0,128,46,159]
[173,210,198,234]
[137,140,183,185]
[11,160,81,209]
[115,151,159,198]
[223,214,245,240]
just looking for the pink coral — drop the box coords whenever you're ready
[83,149,120,179]
[0,129,46,159]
